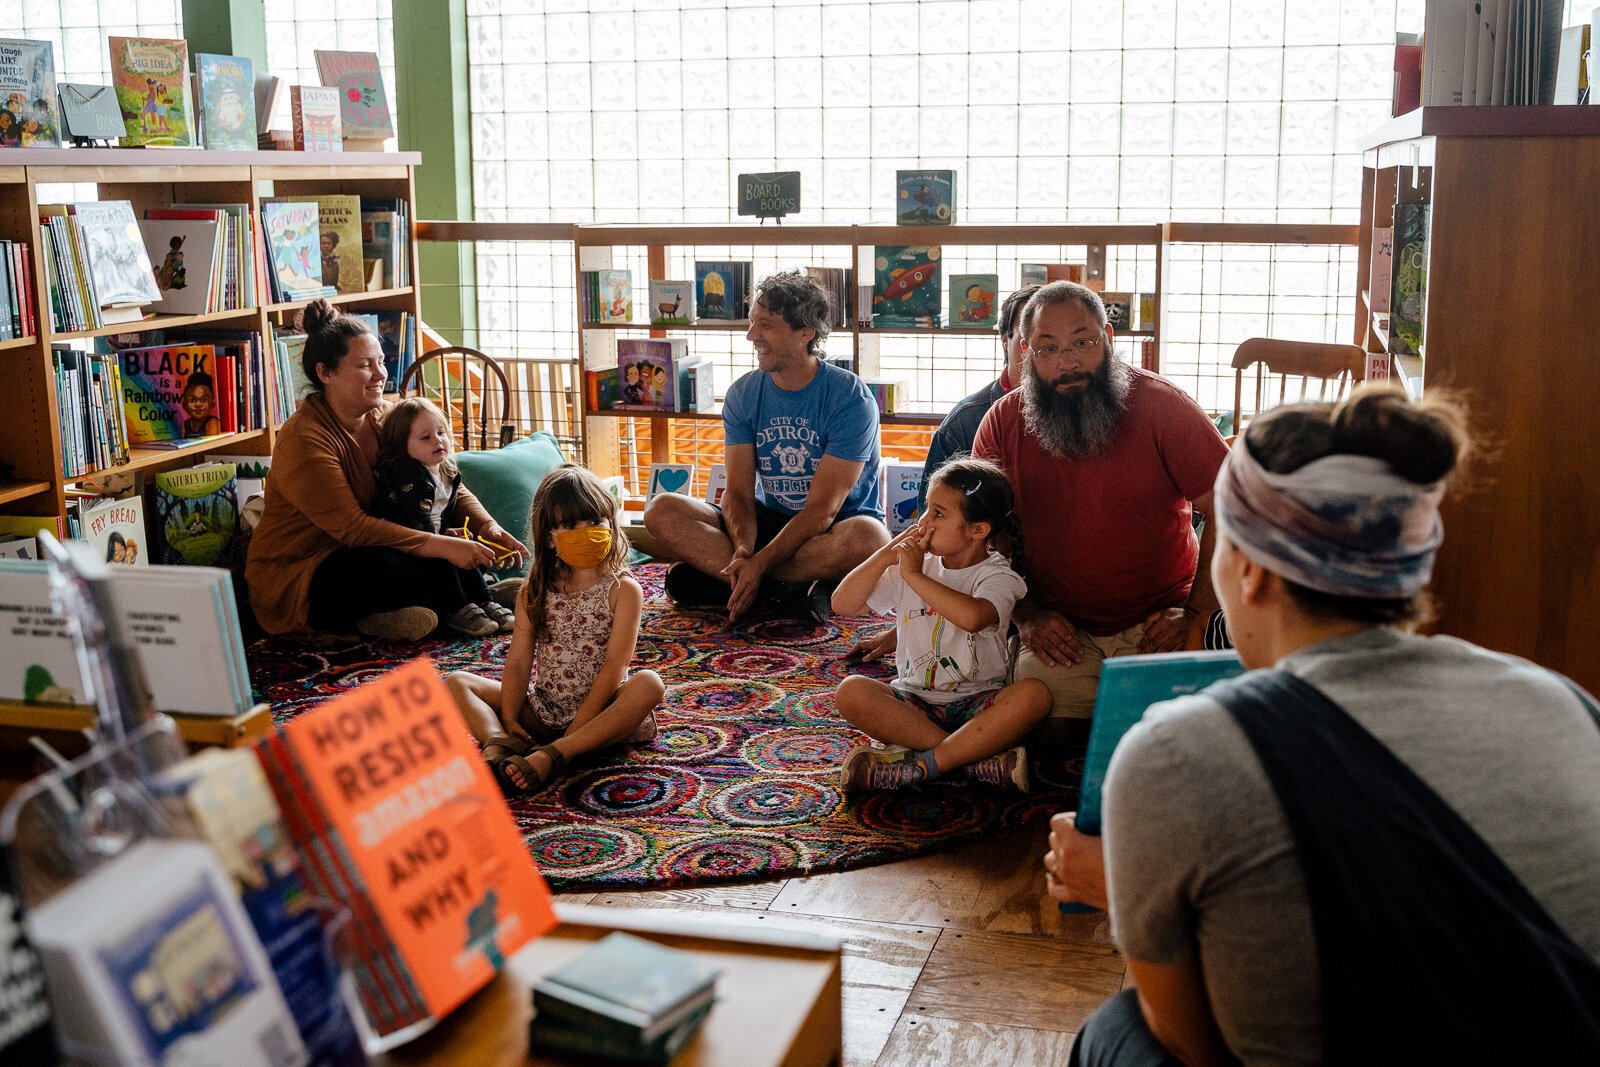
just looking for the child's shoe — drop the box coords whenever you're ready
[965,746,1030,793]
[444,603,498,637]
[480,600,516,632]
[840,743,926,791]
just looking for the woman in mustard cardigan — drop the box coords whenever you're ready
[245,300,529,641]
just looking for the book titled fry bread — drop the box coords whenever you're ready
[255,658,557,1042]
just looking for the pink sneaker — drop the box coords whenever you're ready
[839,743,927,792]
[965,746,1030,793]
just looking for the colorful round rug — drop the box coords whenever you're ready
[248,564,1082,888]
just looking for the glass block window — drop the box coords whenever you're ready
[0,0,183,85]
[263,0,395,131]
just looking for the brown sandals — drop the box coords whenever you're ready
[482,733,566,796]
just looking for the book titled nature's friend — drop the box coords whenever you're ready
[152,463,239,567]
[0,38,60,147]
[107,36,192,147]
[195,53,255,152]
[254,658,557,1040]
[118,343,219,445]
[313,50,394,143]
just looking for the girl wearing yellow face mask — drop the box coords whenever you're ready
[444,464,664,794]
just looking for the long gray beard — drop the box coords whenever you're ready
[1021,352,1133,459]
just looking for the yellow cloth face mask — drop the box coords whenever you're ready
[553,526,612,569]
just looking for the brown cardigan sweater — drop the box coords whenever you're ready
[245,394,493,637]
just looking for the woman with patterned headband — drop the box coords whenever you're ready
[1043,385,1600,1066]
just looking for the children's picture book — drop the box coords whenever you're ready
[882,461,924,533]
[896,169,957,225]
[152,462,240,568]
[195,53,255,152]
[583,366,619,411]
[289,84,342,152]
[1137,293,1158,331]
[278,194,363,293]
[1389,202,1429,356]
[313,49,395,145]
[949,273,998,328]
[260,200,327,301]
[646,463,694,502]
[254,658,558,1042]
[1100,291,1134,331]
[118,343,219,444]
[58,82,126,142]
[532,931,718,1038]
[675,353,715,412]
[0,38,60,147]
[73,200,162,310]
[80,495,149,566]
[873,246,941,327]
[139,218,219,315]
[595,268,632,322]
[107,36,193,147]
[616,337,684,411]
[1369,226,1393,315]
[704,463,728,505]
[649,279,695,325]
[695,260,751,321]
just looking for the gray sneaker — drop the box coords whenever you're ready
[444,603,498,637]
[481,600,516,632]
[965,746,1030,793]
[840,743,926,792]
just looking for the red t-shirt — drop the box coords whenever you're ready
[972,368,1228,634]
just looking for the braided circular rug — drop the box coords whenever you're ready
[248,564,1082,889]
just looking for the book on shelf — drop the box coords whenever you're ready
[581,268,633,323]
[106,36,194,147]
[260,200,334,303]
[649,279,695,325]
[695,260,751,321]
[53,347,129,477]
[67,200,162,320]
[646,463,694,501]
[895,169,957,225]
[0,38,60,147]
[1369,227,1393,315]
[138,217,219,315]
[158,202,257,309]
[1423,0,1471,106]
[676,354,715,412]
[314,49,395,147]
[1552,23,1590,104]
[116,343,229,445]
[205,453,271,508]
[531,931,719,1044]
[804,265,853,328]
[289,84,342,152]
[1137,293,1158,331]
[360,195,411,287]
[1101,291,1134,331]
[275,194,364,294]
[151,462,243,569]
[58,82,124,143]
[949,273,998,328]
[860,377,902,416]
[872,246,941,327]
[0,239,35,339]
[882,460,923,533]
[267,323,310,414]
[705,463,728,505]
[584,366,619,411]
[253,658,558,1042]
[361,208,403,290]
[194,53,255,152]
[616,337,687,412]
[1389,203,1429,357]
[0,557,253,714]
[75,494,148,566]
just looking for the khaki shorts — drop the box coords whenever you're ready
[1014,622,1147,720]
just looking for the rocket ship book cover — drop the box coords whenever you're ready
[873,246,941,327]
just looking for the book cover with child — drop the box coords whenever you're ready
[117,343,221,444]
[107,36,193,147]
[152,462,240,567]
[615,338,684,412]
[0,38,60,147]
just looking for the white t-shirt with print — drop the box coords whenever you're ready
[866,551,1026,705]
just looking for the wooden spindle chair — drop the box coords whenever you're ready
[399,345,516,451]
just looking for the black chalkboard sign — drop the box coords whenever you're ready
[737,171,801,222]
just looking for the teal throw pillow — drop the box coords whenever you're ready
[455,431,565,577]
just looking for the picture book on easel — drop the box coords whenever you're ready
[313,49,394,146]
[0,38,60,147]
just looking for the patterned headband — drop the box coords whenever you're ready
[1213,437,1445,599]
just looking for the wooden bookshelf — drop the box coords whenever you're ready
[1356,108,1600,693]
[0,149,421,531]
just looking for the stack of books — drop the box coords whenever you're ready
[361,197,411,290]
[529,931,719,1063]
[40,201,162,331]
[51,346,129,477]
[0,240,35,339]
[581,268,633,322]
[805,265,854,328]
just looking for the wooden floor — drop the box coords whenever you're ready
[556,822,1123,1065]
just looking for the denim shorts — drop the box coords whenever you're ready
[892,688,1000,730]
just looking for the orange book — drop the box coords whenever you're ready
[255,658,556,1043]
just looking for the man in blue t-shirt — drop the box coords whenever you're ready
[644,270,889,623]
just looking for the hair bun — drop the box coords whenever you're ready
[297,297,338,336]
[1332,387,1468,485]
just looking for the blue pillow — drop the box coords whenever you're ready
[455,432,565,576]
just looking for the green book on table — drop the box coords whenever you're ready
[1062,650,1245,913]
[528,999,714,1064]
[532,931,719,1042]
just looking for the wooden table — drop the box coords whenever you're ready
[380,904,843,1067]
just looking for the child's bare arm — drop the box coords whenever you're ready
[902,570,1000,634]
[832,526,919,615]
[571,577,648,722]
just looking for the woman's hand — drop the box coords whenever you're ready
[1043,811,1109,911]
[423,533,496,569]
[477,522,529,571]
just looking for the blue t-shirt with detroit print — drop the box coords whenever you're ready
[722,360,882,520]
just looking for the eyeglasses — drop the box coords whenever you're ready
[1029,334,1105,360]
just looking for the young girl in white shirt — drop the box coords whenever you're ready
[832,457,1052,792]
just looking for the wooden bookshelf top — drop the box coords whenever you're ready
[0,479,51,506]
[1361,106,1600,151]
[0,146,421,167]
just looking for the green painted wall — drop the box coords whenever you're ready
[180,0,269,69]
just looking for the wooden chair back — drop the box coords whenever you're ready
[1231,338,1366,431]
[399,345,515,451]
